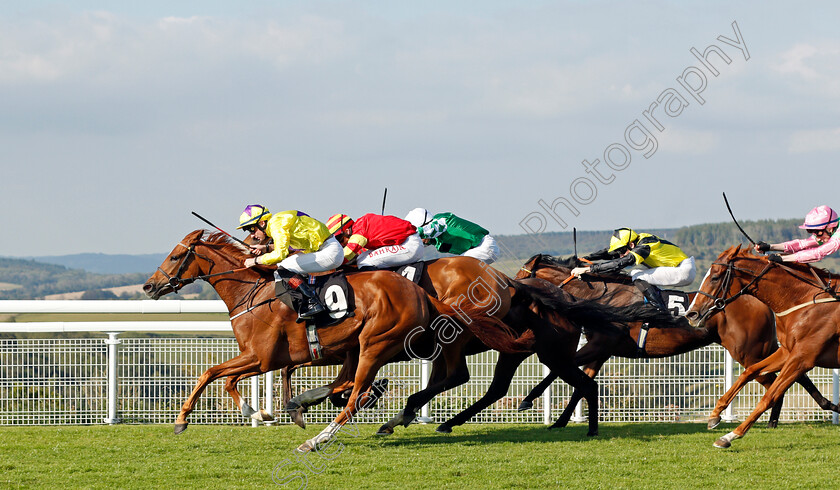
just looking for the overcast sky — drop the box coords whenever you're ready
[2,1,839,257]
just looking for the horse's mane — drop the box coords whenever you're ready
[203,231,251,259]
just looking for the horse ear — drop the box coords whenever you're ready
[184,229,204,243]
[722,244,739,260]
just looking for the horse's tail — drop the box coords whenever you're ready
[426,295,535,354]
[511,279,679,334]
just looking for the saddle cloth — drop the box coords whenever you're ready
[659,289,689,317]
[274,271,355,327]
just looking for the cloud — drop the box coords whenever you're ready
[657,128,721,155]
[788,127,840,153]
[771,42,840,97]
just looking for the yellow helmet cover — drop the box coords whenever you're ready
[608,228,639,252]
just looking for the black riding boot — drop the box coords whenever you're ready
[634,279,668,312]
[296,280,325,321]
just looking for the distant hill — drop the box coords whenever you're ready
[25,253,165,274]
[0,257,150,300]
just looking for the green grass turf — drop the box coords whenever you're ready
[0,422,837,489]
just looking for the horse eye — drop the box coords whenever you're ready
[170,255,181,262]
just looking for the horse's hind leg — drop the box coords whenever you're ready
[708,348,789,429]
[378,347,470,435]
[552,360,606,429]
[796,373,840,413]
[549,364,599,436]
[286,354,358,429]
[297,351,390,453]
[224,373,275,423]
[437,352,530,433]
[518,371,558,411]
[176,353,262,434]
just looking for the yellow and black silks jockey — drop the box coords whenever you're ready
[237,205,345,321]
[571,228,696,311]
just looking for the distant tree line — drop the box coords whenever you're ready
[0,258,149,300]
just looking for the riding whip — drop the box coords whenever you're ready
[722,192,756,246]
[573,227,593,265]
[381,188,388,215]
[191,211,250,248]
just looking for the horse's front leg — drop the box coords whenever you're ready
[176,353,261,434]
[708,348,789,429]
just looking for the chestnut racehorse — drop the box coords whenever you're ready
[279,256,676,438]
[685,245,840,448]
[144,231,533,452]
[435,254,838,432]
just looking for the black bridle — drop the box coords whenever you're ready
[692,259,774,324]
[156,242,202,291]
[156,240,242,292]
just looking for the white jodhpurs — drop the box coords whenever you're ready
[357,234,424,269]
[462,235,500,264]
[630,256,696,288]
[278,236,344,275]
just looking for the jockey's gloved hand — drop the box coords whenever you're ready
[756,241,771,253]
[766,254,783,264]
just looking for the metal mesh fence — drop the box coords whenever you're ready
[0,338,837,426]
[0,339,107,425]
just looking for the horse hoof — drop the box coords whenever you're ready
[707,416,721,430]
[586,430,598,437]
[288,409,306,429]
[517,400,533,412]
[435,424,452,434]
[296,441,315,453]
[174,423,189,435]
[713,438,731,449]
[766,420,778,429]
[376,425,394,436]
[251,409,275,423]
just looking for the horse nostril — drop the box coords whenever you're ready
[685,311,697,320]
[143,283,152,293]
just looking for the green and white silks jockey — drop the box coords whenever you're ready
[404,208,499,264]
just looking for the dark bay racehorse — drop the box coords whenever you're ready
[144,231,534,452]
[686,245,840,448]
[434,254,838,432]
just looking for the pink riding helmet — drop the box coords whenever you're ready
[799,205,839,230]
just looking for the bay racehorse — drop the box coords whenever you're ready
[685,245,840,448]
[501,254,838,430]
[144,230,536,452]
